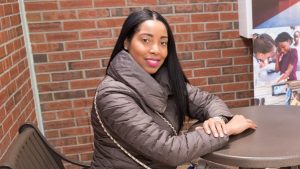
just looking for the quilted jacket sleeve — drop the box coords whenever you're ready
[95,80,229,167]
[186,83,233,121]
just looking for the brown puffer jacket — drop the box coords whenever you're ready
[91,50,233,169]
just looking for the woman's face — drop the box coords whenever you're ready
[125,20,168,74]
[277,41,291,55]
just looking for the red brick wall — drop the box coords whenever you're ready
[0,1,37,159]
[23,0,253,163]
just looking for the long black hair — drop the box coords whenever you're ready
[106,9,189,129]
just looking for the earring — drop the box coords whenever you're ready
[124,46,128,50]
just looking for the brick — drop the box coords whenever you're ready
[97,18,125,28]
[1,17,11,29]
[29,34,45,43]
[159,0,187,4]
[45,130,59,138]
[43,11,77,21]
[33,54,48,63]
[25,1,58,11]
[48,52,81,62]
[189,78,207,86]
[206,40,232,49]
[77,135,93,144]
[78,9,110,19]
[10,15,21,26]
[63,21,95,30]
[35,63,66,73]
[199,85,222,93]
[183,70,193,78]
[0,5,4,17]
[73,99,93,108]
[193,32,220,41]
[236,91,253,99]
[177,52,192,61]
[177,43,204,52]
[39,93,53,102]
[57,109,88,119]
[204,3,232,12]
[223,65,249,74]
[68,60,100,70]
[165,15,190,24]
[206,22,232,31]
[54,90,85,100]
[194,50,221,59]
[38,82,69,92]
[110,8,133,17]
[70,79,100,89]
[52,71,83,81]
[66,40,97,50]
[99,38,117,48]
[181,60,205,69]
[146,6,173,15]
[62,144,93,154]
[234,56,252,65]
[223,83,249,91]
[41,101,73,112]
[127,0,156,6]
[46,32,78,42]
[4,4,13,15]
[61,126,91,137]
[29,22,62,32]
[94,0,126,7]
[206,58,232,67]
[222,48,248,57]
[49,137,77,147]
[176,24,204,33]
[208,75,234,84]
[235,73,253,82]
[191,14,218,22]
[36,74,50,83]
[82,49,112,59]
[44,119,75,129]
[60,0,93,9]
[234,39,252,48]
[216,92,235,101]
[85,69,106,78]
[194,68,221,77]
[0,46,6,59]
[174,34,192,42]
[221,12,238,21]
[175,4,203,13]
[225,100,250,108]
[80,29,112,39]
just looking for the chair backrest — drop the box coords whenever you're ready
[0,124,64,169]
[0,123,90,169]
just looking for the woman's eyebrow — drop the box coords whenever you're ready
[140,33,168,38]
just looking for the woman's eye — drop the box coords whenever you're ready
[161,41,168,46]
[142,38,149,43]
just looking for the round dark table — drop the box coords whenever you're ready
[203,105,300,168]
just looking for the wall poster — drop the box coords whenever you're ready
[239,0,300,106]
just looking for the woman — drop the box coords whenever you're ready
[91,9,256,169]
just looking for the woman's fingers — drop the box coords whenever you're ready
[203,118,227,137]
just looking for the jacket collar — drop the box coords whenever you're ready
[107,50,170,113]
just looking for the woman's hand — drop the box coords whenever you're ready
[226,115,257,136]
[200,117,227,137]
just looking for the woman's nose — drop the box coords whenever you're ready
[150,43,159,54]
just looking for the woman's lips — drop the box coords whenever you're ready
[146,59,159,67]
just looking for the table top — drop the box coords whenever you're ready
[203,105,300,168]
